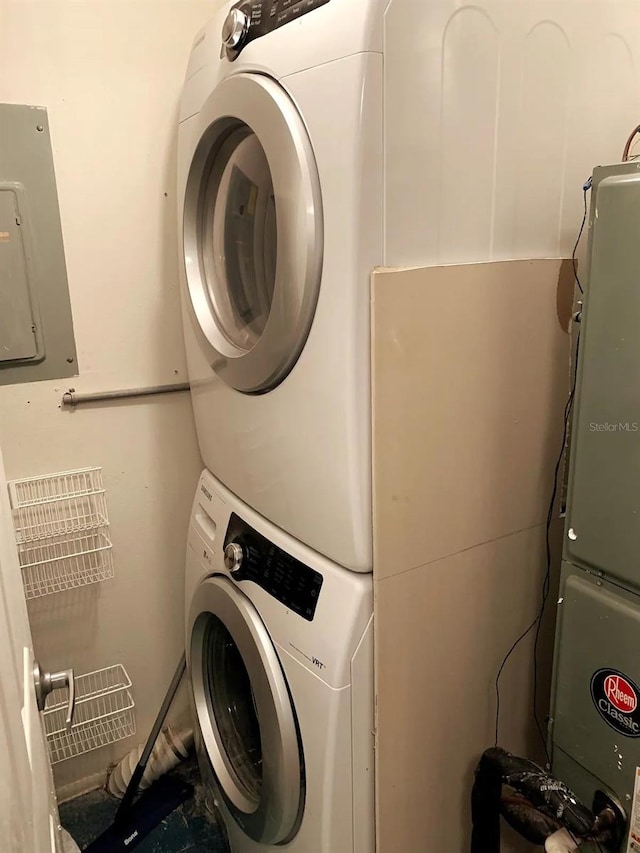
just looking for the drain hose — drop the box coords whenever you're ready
[108,725,194,799]
[545,829,579,852]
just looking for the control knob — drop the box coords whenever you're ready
[221,7,250,51]
[224,541,245,577]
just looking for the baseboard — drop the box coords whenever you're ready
[56,770,108,805]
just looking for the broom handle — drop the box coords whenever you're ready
[115,653,187,826]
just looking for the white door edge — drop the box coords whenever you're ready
[0,446,61,853]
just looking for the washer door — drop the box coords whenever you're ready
[188,576,304,844]
[183,73,323,393]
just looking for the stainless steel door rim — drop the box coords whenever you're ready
[183,73,323,393]
[188,575,303,844]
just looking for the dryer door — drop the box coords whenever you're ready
[183,73,323,393]
[188,575,304,844]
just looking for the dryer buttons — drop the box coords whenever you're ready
[224,514,324,620]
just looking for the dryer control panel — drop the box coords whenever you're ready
[224,513,324,621]
[222,0,331,60]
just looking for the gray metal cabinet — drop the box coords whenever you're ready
[564,164,640,589]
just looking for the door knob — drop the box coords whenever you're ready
[33,662,75,731]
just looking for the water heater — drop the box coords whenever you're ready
[550,161,640,849]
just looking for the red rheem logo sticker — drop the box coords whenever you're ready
[591,669,640,737]
[604,674,637,713]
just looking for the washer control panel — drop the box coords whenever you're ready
[224,513,324,621]
[222,0,331,59]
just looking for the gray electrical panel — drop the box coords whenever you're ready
[550,162,640,847]
[0,104,77,385]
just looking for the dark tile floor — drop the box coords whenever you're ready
[60,759,230,852]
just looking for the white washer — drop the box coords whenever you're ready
[185,469,375,853]
[177,0,383,573]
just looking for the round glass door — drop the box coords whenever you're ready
[183,73,323,394]
[202,127,277,354]
[202,614,263,802]
[189,576,304,844]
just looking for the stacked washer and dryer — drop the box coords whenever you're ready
[177,1,639,851]
[178,2,381,851]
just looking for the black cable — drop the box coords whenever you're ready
[531,333,580,758]
[493,357,578,754]
[531,178,591,756]
[572,177,592,294]
[494,179,591,753]
[494,612,541,746]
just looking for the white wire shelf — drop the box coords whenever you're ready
[44,665,135,764]
[9,467,107,507]
[13,499,109,544]
[17,531,114,600]
[9,467,109,544]
[7,468,114,598]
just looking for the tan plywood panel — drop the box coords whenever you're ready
[372,260,571,851]
[372,260,571,580]
[374,525,555,853]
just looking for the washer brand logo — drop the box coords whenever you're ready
[591,669,640,738]
[604,674,637,712]
[200,484,213,502]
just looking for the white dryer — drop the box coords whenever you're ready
[185,469,375,852]
[178,0,638,576]
[177,0,383,573]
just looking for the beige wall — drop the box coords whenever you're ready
[0,0,212,796]
[372,260,572,851]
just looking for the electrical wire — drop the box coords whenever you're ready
[572,177,592,294]
[531,178,591,754]
[494,179,591,756]
[494,611,540,747]
[494,340,580,753]
[622,123,640,161]
[532,333,580,752]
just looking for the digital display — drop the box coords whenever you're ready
[225,514,323,621]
